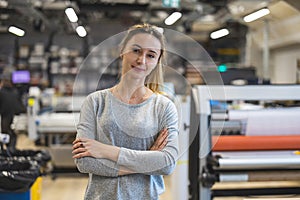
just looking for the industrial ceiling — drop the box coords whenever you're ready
[0,0,299,46]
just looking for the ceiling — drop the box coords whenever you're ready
[0,0,225,32]
[0,0,300,47]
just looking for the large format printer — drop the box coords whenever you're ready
[34,96,84,172]
[188,85,300,200]
[13,94,85,173]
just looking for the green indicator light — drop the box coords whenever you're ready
[218,64,227,72]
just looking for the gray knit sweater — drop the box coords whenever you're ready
[75,89,179,200]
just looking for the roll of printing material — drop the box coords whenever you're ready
[228,107,300,136]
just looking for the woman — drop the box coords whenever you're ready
[72,23,179,200]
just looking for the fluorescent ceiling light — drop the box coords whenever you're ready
[210,28,229,39]
[243,8,270,23]
[76,26,87,37]
[65,7,78,23]
[164,12,182,25]
[0,0,8,8]
[8,26,25,37]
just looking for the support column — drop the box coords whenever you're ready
[263,19,270,82]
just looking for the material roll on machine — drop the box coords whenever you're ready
[188,85,300,200]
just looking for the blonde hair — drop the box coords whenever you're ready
[119,23,166,94]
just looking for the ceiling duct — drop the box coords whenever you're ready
[284,0,300,11]
[6,0,54,30]
[42,1,77,10]
[245,0,300,49]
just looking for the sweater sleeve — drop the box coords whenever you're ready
[117,100,179,175]
[74,94,119,177]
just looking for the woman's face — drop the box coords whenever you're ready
[121,33,161,81]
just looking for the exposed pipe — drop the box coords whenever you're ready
[262,19,270,82]
[244,30,252,67]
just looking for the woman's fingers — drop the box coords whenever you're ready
[158,129,168,142]
[72,143,93,158]
[72,146,85,154]
[72,138,89,149]
[73,142,84,150]
[72,138,104,158]
[72,138,88,158]
[150,128,168,151]
[72,150,89,158]
[72,138,80,144]
[73,142,81,149]
[73,138,89,144]
[158,135,168,149]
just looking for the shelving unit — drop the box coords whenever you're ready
[12,42,120,96]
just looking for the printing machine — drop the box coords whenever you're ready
[188,85,300,200]
[37,96,85,171]
[17,95,86,173]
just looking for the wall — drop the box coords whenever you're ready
[245,31,263,79]
[246,30,300,84]
[271,44,300,84]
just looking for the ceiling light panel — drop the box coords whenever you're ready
[164,11,182,25]
[65,7,78,23]
[8,25,25,37]
[210,28,229,39]
[76,25,87,37]
[243,8,270,22]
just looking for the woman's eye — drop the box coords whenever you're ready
[132,48,140,53]
[148,54,155,59]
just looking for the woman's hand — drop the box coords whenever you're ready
[150,128,168,151]
[72,138,102,159]
[72,138,120,161]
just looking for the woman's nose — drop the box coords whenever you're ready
[137,53,146,64]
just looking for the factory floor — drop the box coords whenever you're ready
[16,133,300,200]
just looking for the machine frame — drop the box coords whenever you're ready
[189,85,300,200]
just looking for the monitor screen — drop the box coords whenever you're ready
[12,70,30,84]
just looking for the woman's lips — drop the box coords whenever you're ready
[131,65,145,72]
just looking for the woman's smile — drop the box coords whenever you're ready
[131,65,146,72]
